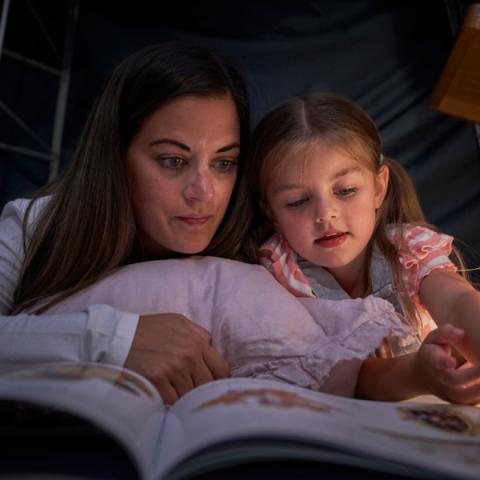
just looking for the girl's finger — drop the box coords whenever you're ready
[425,344,458,369]
[442,364,480,387]
[424,324,465,346]
[446,381,480,405]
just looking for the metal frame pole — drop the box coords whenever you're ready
[49,0,79,181]
[0,0,11,62]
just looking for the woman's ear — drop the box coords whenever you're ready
[374,164,389,209]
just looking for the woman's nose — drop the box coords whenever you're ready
[184,170,214,202]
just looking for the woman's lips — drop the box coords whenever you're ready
[176,216,211,226]
[315,232,348,248]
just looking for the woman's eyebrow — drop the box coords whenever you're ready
[148,139,240,153]
[216,142,240,153]
[149,139,190,151]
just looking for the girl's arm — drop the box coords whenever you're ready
[355,351,421,401]
[356,324,480,403]
[419,269,480,364]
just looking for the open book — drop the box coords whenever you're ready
[1,362,480,480]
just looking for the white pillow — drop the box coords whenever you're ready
[47,256,406,396]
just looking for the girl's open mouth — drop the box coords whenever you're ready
[315,232,348,248]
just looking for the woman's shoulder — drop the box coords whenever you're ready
[1,196,51,224]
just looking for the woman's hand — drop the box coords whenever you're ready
[124,313,230,404]
[414,324,480,405]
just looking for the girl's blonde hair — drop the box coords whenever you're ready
[244,93,465,323]
[11,42,251,314]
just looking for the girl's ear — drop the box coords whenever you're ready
[260,200,279,230]
[374,164,389,209]
[260,199,273,220]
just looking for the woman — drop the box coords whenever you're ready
[0,42,251,404]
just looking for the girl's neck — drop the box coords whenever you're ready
[334,270,367,298]
[325,253,370,299]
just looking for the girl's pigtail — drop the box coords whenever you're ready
[380,157,426,226]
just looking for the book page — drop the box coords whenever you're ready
[0,362,166,480]
[155,377,480,480]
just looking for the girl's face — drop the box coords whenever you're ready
[265,142,388,292]
[126,95,240,257]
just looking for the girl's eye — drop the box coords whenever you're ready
[213,159,238,173]
[286,198,308,208]
[336,187,357,198]
[158,157,186,169]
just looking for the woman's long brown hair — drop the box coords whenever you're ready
[12,42,251,314]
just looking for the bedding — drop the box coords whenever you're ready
[45,256,408,396]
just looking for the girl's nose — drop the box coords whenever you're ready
[184,170,214,202]
[315,199,338,223]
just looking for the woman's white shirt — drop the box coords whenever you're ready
[0,197,138,369]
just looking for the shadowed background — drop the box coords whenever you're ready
[1,0,479,266]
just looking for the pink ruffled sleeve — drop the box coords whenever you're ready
[259,233,315,298]
[386,224,457,297]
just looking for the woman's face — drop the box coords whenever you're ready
[126,95,241,257]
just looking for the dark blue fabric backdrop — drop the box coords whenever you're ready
[1,0,479,263]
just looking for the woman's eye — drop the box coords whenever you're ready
[213,159,238,172]
[286,198,308,208]
[336,187,357,198]
[158,157,186,169]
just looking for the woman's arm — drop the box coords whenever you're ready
[0,198,229,402]
[0,198,140,367]
[0,305,139,368]
[420,269,480,364]
[0,306,229,404]
[0,199,141,369]
[0,198,36,314]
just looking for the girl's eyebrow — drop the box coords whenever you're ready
[149,139,240,153]
[272,183,304,194]
[273,166,362,193]
[332,166,361,179]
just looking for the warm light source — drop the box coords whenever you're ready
[430,4,480,124]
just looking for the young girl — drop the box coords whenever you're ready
[246,93,480,404]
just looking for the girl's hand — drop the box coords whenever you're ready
[420,270,480,364]
[414,324,480,405]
